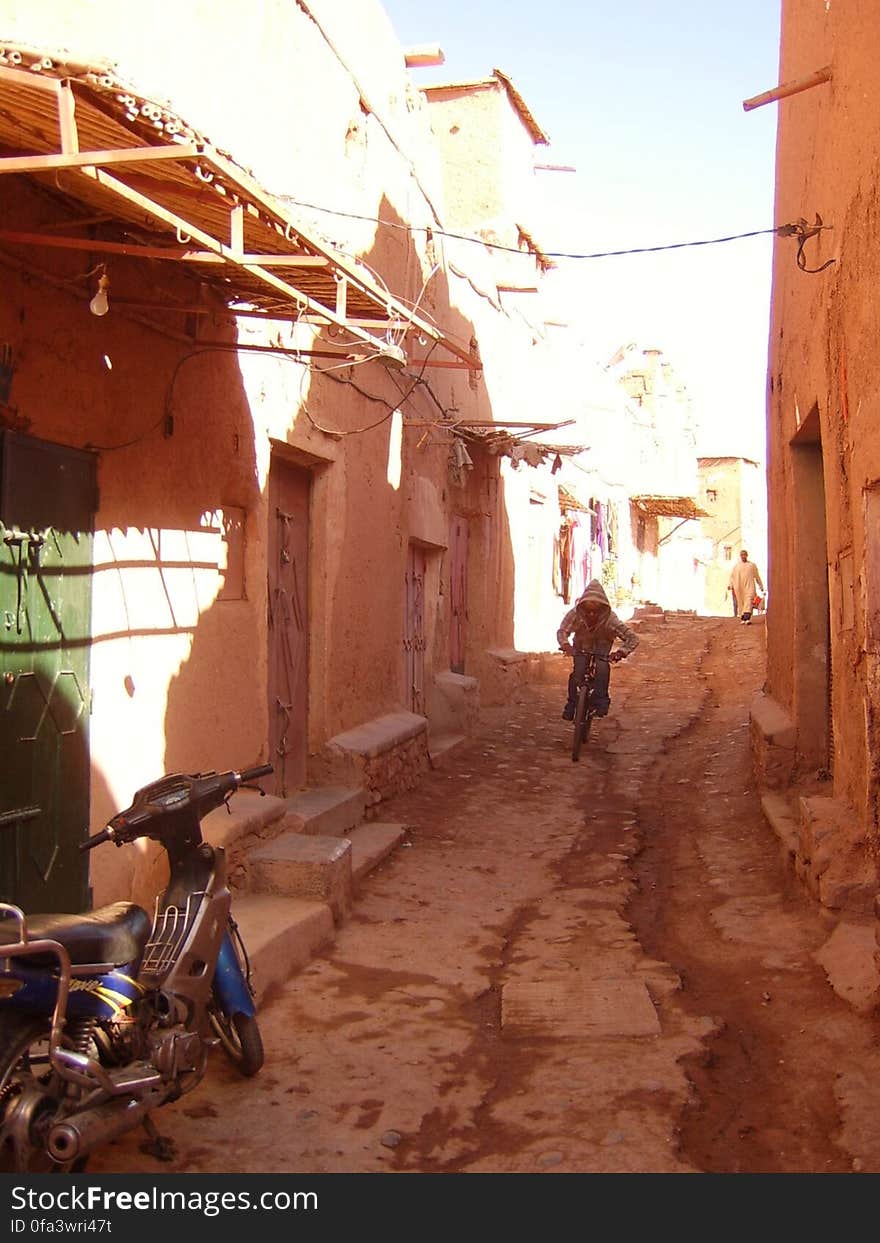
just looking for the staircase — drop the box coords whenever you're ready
[203,677,476,1003]
[202,784,406,1004]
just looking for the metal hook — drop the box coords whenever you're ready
[793,214,836,274]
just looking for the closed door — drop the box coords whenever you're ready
[404,544,426,714]
[267,459,309,796]
[0,431,96,913]
[449,515,468,674]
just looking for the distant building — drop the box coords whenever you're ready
[697,457,767,615]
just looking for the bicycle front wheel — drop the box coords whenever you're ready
[571,685,590,761]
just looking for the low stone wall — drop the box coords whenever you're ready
[478,647,535,705]
[311,711,430,818]
[794,794,877,915]
[750,691,797,789]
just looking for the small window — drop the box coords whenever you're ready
[706,488,717,502]
[218,506,246,601]
[723,545,733,561]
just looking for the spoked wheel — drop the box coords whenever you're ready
[0,1015,86,1172]
[208,919,264,1077]
[571,685,591,761]
[208,1007,264,1077]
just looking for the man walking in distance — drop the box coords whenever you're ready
[728,549,764,625]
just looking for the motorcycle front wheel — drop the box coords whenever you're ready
[208,918,264,1076]
[0,1014,87,1172]
[208,1005,264,1077]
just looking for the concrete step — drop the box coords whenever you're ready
[228,823,408,1003]
[761,792,799,861]
[248,832,353,919]
[348,822,407,887]
[427,732,468,768]
[230,894,335,1006]
[281,785,366,837]
[246,820,408,917]
[202,789,289,852]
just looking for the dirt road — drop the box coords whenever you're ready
[88,613,880,1175]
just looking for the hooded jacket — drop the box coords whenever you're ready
[556,579,639,656]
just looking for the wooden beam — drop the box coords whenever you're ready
[743,66,831,112]
[0,230,328,266]
[0,142,202,174]
[408,358,481,371]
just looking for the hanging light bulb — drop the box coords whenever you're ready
[89,268,110,317]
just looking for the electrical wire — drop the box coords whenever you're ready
[307,340,441,435]
[279,196,795,261]
[85,330,447,451]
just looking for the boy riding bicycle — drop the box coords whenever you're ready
[557,579,639,719]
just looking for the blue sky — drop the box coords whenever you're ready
[382,0,782,462]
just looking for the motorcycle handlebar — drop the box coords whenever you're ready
[79,827,114,853]
[78,763,274,852]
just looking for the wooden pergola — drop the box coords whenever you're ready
[0,46,478,370]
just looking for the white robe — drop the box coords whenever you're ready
[728,560,764,610]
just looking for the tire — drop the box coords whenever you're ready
[209,918,264,1076]
[0,1014,86,1172]
[208,1006,264,1077]
[571,684,590,762]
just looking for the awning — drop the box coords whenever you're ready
[630,495,709,519]
[558,484,593,513]
[0,47,475,368]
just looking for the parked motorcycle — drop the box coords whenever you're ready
[0,762,273,1171]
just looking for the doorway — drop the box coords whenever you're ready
[267,458,310,797]
[449,514,468,674]
[790,416,830,772]
[404,543,426,715]
[0,431,96,912]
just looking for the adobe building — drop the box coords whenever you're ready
[605,344,708,612]
[697,456,766,616]
[0,1,581,912]
[754,0,880,913]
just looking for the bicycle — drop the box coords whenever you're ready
[562,648,618,762]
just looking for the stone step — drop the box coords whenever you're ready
[280,785,366,837]
[427,732,468,768]
[349,822,408,886]
[227,823,407,1003]
[248,832,352,919]
[761,792,799,861]
[202,789,289,853]
[245,821,408,919]
[230,894,335,1006]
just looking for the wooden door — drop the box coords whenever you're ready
[267,459,309,796]
[404,544,426,714]
[0,431,96,913]
[449,515,468,674]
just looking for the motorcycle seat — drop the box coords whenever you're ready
[0,901,152,968]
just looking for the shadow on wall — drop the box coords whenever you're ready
[317,194,516,714]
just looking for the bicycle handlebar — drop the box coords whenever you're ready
[559,647,616,661]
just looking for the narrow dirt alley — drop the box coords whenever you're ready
[88,614,880,1175]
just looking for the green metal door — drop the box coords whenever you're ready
[0,431,97,913]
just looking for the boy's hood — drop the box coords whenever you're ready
[575,579,611,622]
